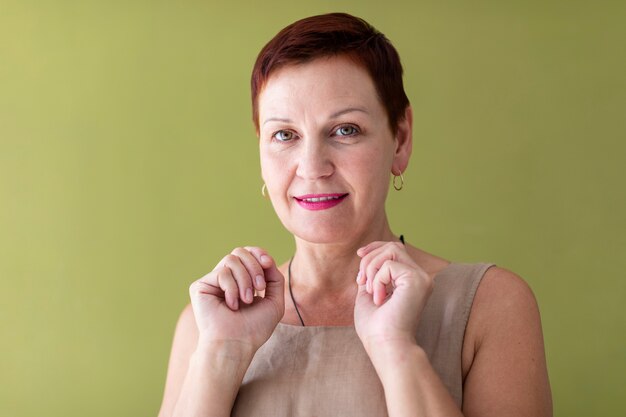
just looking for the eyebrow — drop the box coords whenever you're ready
[262,117,292,126]
[330,107,369,119]
[261,107,369,127]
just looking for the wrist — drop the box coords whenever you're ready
[363,333,417,359]
[365,337,426,379]
[193,339,256,377]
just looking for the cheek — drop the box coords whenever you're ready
[339,159,390,209]
[260,149,290,192]
[347,143,393,181]
[259,147,276,179]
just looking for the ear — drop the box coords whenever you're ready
[392,106,413,175]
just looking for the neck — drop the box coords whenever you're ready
[290,216,399,292]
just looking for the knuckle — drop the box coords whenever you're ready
[231,246,246,255]
[223,253,238,264]
[381,242,401,255]
[233,247,262,268]
[224,279,238,292]
[233,273,248,284]
[189,278,206,294]
[216,268,233,286]
[366,265,379,279]
[242,254,261,269]
[244,246,265,258]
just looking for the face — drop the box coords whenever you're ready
[257,56,411,245]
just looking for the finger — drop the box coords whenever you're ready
[354,282,378,321]
[189,275,221,315]
[358,241,399,276]
[364,250,394,283]
[357,238,405,257]
[362,246,398,294]
[221,254,254,304]
[360,242,414,291]
[243,246,275,289]
[254,254,285,322]
[232,247,267,291]
[373,259,433,306]
[360,246,381,291]
[190,266,233,301]
[215,266,240,310]
[355,281,373,308]
[372,260,395,305]
[356,269,365,285]
[356,240,389,257]
[373,279,388,306]
[259,254,284,304]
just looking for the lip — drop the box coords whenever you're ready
[293,193,349,211]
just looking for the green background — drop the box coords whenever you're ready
[1,1,624,416]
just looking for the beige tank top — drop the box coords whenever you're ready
[231,262,496,416]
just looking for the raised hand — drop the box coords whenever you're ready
[189,246,285,352]
[354,241,433,354]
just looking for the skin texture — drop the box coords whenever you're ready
[158,56,552,417]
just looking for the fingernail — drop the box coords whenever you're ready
[232,298,239,310]
[356,270,361,282]
[261,255,271,265]
[255,275,266,289]
[245,288,253,303]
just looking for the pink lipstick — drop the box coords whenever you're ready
[294,193,348,211]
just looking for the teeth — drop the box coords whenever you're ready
[303,196,341,202]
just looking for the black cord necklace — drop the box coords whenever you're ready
[287,256,305,326]
[287,234,405,327]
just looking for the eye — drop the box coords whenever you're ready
[334,125,359,137]
[272,130,295,142]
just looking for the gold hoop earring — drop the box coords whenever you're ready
[261,183,267,198]
[393,173,404,191]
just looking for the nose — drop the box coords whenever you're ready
[295,138,334,180]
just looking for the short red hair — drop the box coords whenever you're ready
[251,13,410,134]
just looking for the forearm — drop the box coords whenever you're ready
[172,341,254,417]
[369,343,463,417]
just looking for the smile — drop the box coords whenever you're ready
[293,193,348,211]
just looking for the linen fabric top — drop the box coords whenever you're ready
[231,262,496,417]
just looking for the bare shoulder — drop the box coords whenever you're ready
[476,266,539,323]
[480,265,537,300]
[464,266,541,358]
[461,266,553,416]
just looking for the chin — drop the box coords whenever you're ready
[284,217,361,245]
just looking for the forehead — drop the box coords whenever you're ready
[258,56,383,120]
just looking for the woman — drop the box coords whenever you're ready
[159,13,552,417]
